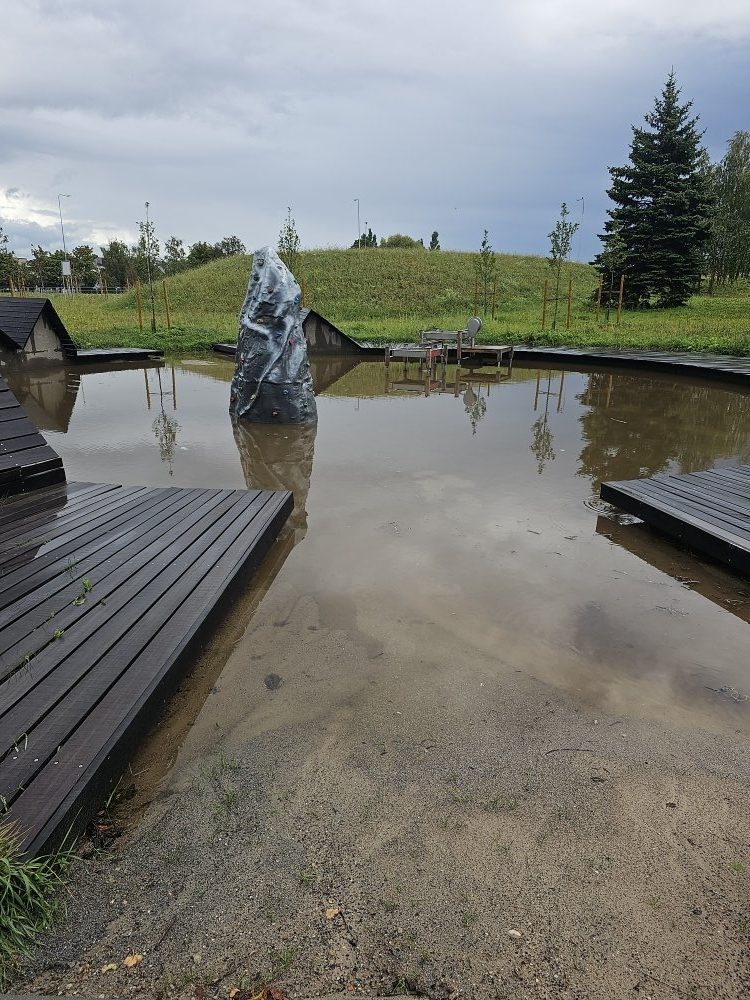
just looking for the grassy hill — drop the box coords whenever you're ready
[46,249,750,354]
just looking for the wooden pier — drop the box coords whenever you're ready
[0,377,66,495]
[601,466,750,577]
[0,381,292,856]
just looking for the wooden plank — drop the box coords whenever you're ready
[13,490,292,856]
[0,483,153,566]
[0,484,116,547]
[0,488,242,674]
[646,476,750,531]
[0,492,277,806]
[621,480,750,544]
[0,491,260,739]
[601,466,750,576]
[0,487,185,610]
[0,492,189,628]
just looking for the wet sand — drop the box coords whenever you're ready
[21,576,750,999]
[9,358,750,998]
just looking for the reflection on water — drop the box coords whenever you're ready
[1,362,79,432]
[4,354,750,731]
[577,371,750,490]
[145,368,180,475]
[232,418,316,544]
[530,372,565,473]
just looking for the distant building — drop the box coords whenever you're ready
[0,297,76,361]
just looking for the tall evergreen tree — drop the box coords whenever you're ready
[595,72,711,308]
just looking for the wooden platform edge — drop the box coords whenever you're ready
[600,481,750,577]
[23,488,294,858]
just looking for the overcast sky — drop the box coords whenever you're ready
[1,0,748,262]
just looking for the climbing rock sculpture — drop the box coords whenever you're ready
[229,247,317,423]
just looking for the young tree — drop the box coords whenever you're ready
[101,240,134,288]
[547,203,579,329]
[217,235,246,256]
[595,72,711,308]
[0,225,17,286]
[70,245,99,288]
[163,236,187,275]
[277,207,301,274]
[350,227,377,249]
[132,216,162,283]
[429,231,440,251]
[706,131,750,290]
[380,233,424,249]
[185,240,222,269]
[474,229,496,316]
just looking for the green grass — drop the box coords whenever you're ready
[0,824,71,985]
[35,250,750,354]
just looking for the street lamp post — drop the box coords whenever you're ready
[354,198,361,249]
[576,196,585,262]
[144,201,157,334]
[57,193,70,292]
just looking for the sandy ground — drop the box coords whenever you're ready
[17,569,750,1000]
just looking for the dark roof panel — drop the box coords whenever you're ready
[0,297,76,353]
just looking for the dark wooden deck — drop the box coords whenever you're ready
[72,347,164,364]
[0,377,66,495]
[512,346,750,386]
[0,479,292,855]
[601,466,750,577]
[0,376,292,856]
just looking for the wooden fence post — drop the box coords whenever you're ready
[135,282,144,333]
[162,279,172,331]
[596,275,602,324]
[616,275,625,326]
[491,276,497,320]
[566,278,573,329]
[541,279,548,329]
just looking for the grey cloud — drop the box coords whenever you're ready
[0,0,748,259]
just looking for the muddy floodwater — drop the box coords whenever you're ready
[10,355,750,1000]
[10,355,750,731]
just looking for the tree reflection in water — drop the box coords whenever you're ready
[577,372,750,491]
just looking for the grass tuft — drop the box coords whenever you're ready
[0,823,71,984]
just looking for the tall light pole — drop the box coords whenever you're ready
[57,193,70,292]
[144,201,157,334]
[354,198,361,249]
[576,196,585,262]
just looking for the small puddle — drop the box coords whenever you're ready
[6,355,750,800]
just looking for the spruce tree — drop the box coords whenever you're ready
[595,72,711,308]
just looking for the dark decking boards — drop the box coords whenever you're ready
[601,466,750,577]
[0,479,292,856]
[0,377,66,496]
[72,347,164,364]
[511,346,750,386]
[0,377,292,856]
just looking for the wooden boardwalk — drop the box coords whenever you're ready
[0,377,66,495]
[601,466,750,577]
[0,377,292,856]
[512,346,750,386]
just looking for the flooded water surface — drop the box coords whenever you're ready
[8,356,750,734]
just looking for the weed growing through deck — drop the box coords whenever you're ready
[52,629,64,641]
[0,824,71,985]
